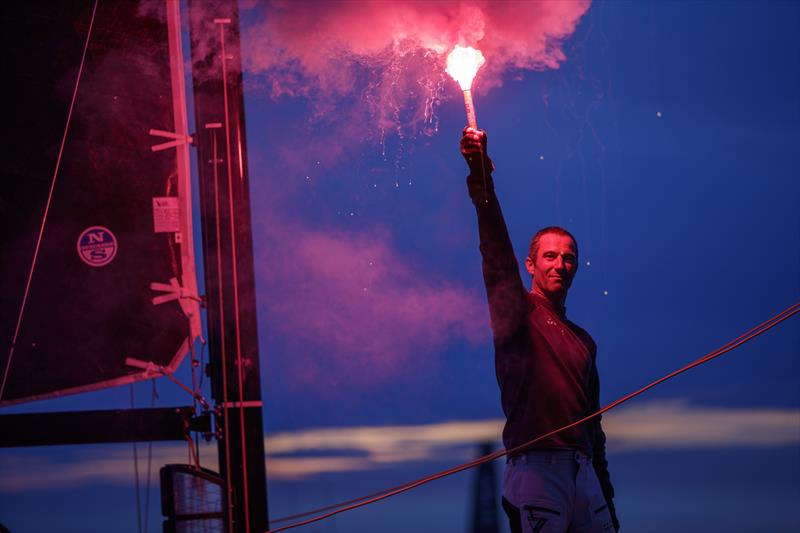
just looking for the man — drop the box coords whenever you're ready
[461,127,619,533]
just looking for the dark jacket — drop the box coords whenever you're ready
[468,164,619,531]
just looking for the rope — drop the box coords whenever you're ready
[218,21,252,533]
[188,325,203,478]
[189,322,199,414]
[186,434,201,470]
[0,0,99,403]
[219,17,250,533]
[265,301,800,532]
[194,337,209,473]
[143,379,158,533]
[130,380,157,533]
[130,385,143,533]
[210,124,235,533]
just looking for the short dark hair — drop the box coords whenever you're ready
[527,226,579,260]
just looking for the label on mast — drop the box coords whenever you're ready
[152,196,180,233]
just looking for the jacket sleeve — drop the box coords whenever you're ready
[591,364,620,532]
[467,165,528,346]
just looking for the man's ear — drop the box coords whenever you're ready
[525,256,535,276]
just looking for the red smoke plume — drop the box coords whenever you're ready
[243,0,592,387]
[243,0,591,129]
[255,217,487,388]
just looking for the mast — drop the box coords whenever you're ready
[470,442,500,533]
[1,0,265,529]
[187,1,269,531]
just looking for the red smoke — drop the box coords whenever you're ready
[255,217,487,388]
[243,0,591,129]
[243,0,592,387]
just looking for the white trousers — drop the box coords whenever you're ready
[503,449,615,533]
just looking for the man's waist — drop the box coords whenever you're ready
[506,447,592,466]
[503,422,594,458]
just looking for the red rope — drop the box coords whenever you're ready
[266,301,800,532]
[210,125,235,533]
[217,19,252,533]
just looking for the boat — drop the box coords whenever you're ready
[0,1,267,531]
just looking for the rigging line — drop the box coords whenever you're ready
[211,126,235,533]
[269,303,799,532]
[266,301,800,532]
[199,337,208,389]
[144,379,158,533]
[196,338,208,466]
[0,0,99,403]
[130,385,144,533]
[188,321,201,476]
[186,433,201,469]
[271,301,800,527]
[278,301,800,528]
[185,434,196,468]
[131,357,209,409]
[272,296,800,523]
[218,20,252,533]
[167,370,207,407]
[188,324,202,469]
[190,322,199,413]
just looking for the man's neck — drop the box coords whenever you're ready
[532,285,567,315]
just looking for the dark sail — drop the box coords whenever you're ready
[0,1,200,405]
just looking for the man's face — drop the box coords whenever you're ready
[525,233,578,299]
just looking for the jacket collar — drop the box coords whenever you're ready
[530,291,567,319]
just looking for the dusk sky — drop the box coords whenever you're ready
[2,1,799,532]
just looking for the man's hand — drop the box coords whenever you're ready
[461,127,494,201]
[460,126,488,163]
[460,127,494,180]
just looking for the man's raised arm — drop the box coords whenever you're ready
[461,128,528,343]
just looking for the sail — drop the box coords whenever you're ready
[0,1,200,405]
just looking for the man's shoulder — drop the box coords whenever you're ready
[565,318,597,353]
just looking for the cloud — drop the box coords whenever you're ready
[0,444,217,492]
[602,399,800,451]
[268,419,502,465]
[265,401,800,479]
[2,401,798,491]
[0,419,500,491]
[236,3,592,393]
[266,456,375,479]
[255,220,488,388]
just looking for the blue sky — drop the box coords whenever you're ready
[2,1,799,532]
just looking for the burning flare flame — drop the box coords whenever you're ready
[445,45,486,90]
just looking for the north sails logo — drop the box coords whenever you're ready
[77,226,118,267]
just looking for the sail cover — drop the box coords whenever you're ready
[0,1,201,405]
